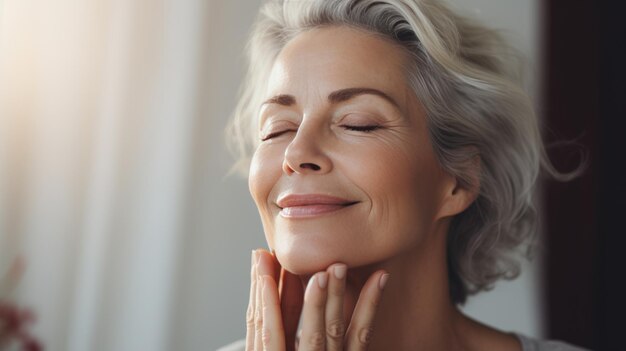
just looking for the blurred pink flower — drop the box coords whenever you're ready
[0,256,43,351]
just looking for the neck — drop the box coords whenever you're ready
[360,224,464,350]
[299,221,480,350]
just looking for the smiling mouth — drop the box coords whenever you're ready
[275,193,360,218]
[280,202,356,218]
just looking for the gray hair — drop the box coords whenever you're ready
[226,0,582,305]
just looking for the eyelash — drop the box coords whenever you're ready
[261,131,290,141]
[260,125,381,141]
[342,125,381,132]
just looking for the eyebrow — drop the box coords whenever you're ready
[260,87,400,109]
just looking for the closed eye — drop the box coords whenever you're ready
[342,125,381,132]
[260,130,293,141]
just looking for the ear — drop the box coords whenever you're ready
[434,156,480,220]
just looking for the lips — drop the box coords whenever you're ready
[276,194,359,218]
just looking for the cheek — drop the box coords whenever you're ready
[356,139,444,248]
[249,145,281,203]
[249,146,283,244]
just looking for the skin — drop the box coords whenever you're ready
[247,26,522,350]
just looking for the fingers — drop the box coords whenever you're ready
[298,272,328,351]
[257,249,280,282]
[246,251,257,351]
[254,253,263,350]
[325,264,347,351]
[246,249,287,350]
[262,275,286,351]
[279,268,303,351]
[245,249,388,351]
[345,271,389,351]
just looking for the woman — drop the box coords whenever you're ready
[221,0,587,350]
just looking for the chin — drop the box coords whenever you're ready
[273,239,346,275]
[273,240,384,276]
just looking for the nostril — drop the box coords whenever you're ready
[300,163,321,171]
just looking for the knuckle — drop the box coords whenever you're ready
[254,309,263,327]
[246,306,255,326]
[358,326,374,345]
[306,331,326,349]
[262,326,272,347]
[246,318,255,330]
[255,321,264,334]
[326,319,346,339]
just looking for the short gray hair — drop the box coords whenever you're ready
[226,0,582,305]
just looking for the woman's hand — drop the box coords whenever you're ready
[246,249,389,351]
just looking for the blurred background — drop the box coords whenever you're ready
[0,0,622,350]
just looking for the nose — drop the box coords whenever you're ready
[282,123,332,175]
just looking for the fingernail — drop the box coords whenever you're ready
[317,272,328,289]
[251,250,256,265]
[334,264,347,280]
[379,273,390,290]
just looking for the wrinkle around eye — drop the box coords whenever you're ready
[259,118,300,141]
[337,111,383,125]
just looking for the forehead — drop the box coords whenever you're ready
[267,26,412,107]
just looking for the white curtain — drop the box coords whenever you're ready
[0,0,543,350]
[0,1,263,350]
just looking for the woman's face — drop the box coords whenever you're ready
[249,26,455,274]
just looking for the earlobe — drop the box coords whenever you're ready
[435,156,481,220]
[435,180,474,220]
